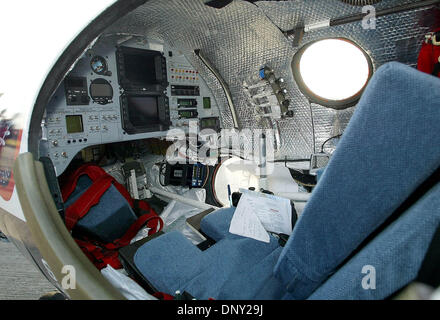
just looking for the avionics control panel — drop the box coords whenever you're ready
[43,37,221,175]
[167,57,219,129]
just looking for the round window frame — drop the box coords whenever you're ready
[292,38,374,110]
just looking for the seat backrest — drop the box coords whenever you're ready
[307,181,440,300]
[273,62,440,299]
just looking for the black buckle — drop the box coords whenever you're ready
[278,234,290,247]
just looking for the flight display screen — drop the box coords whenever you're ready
[126,96,160,126]
[65,77,86,88]
[117,47,165,90]
[123,53,158,85]
[65,115,84,134]
[203,97,211,109]
[200,117,220,131]
[90,82,113,97]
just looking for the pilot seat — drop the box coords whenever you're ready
[119,62,440,300]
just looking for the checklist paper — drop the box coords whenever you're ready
[229,190,292,243]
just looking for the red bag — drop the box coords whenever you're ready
[61,163,163,270]
[418,28,440,77]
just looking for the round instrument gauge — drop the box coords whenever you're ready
[90,56,108,75]
[90,78,113,105]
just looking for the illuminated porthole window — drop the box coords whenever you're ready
[292,38,373,109]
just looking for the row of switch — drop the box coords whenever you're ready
[88,114,119,121]
[48,129,62,134]
[102,114,119,121]
[89,125,109,131]
[171,75,199,81]
[47,117,61,123]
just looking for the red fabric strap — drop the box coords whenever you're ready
[64,175,114,231]
[62,164,164,270]
[61,164,108,201]
[62,163,134,205]
[105,213,163,250]
[153,292,175,300]
[63,163,135,231]
[75,239,122,270]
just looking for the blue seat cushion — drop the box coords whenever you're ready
[274,62,440,299]
[65,175,138,243]
[200,207,235,241]
[134,216,286,299]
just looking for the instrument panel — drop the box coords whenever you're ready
[43,38,221,175]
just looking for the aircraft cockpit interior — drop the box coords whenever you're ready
[7,0,440,301]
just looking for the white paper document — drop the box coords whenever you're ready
[229,190,292,243]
